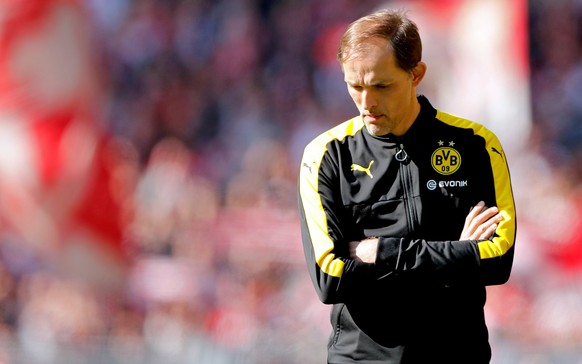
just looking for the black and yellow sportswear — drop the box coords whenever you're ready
[298,96,516,363]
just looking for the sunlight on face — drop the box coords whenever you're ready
[342,38,424,137]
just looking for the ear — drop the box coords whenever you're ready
[411,62,427,87]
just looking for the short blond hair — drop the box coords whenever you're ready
[338,9,422,72]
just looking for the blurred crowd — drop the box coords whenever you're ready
[0,0,580,363]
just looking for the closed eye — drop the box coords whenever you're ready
[347,83,390,91]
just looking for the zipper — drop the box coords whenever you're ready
[396,143,419,234]
[395,144,408,162]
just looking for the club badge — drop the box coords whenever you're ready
[431,141,461,175]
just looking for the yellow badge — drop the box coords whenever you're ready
[431,147,461,175]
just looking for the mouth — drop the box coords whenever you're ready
[363,114,383,123]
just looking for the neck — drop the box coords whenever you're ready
[392,96,420,137]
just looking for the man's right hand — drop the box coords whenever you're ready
[460,201,503,240]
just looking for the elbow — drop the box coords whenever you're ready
[480,249,514,286]
[316,286,340,305]
[311,265,344,304]
[320,295,335,305]
[485,267,512,286]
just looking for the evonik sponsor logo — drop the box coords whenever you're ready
[426,179,468,190]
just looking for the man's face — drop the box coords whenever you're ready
[342,37,424,137]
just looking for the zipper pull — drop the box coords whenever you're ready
[395,143,408,162]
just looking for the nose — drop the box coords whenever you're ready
[361,89,377,111]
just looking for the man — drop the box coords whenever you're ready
[298,9,516,364]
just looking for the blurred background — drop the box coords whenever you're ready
[0,0,580,363]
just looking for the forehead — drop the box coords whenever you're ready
[342,38,402,81]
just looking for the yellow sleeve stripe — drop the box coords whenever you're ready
[299,117,364,278]
[436,110,517,260]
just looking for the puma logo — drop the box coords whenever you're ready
[351,160,374,179]
[491,147,503,158]
[302,162,313,174]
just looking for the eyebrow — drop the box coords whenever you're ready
[345,79,394,86]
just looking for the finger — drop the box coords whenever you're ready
[465,221,493,240]
[464,201,485,230]
[480,206,500,220]
[467,201,485,219]
[461,207,501,240]
[470,213,502,240]
[467,206,498,233]
[476,222,497,240]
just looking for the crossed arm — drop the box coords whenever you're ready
[350,201,502,263]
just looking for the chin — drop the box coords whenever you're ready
[365,125,387,136]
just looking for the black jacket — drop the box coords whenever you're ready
[298,96,516,363]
